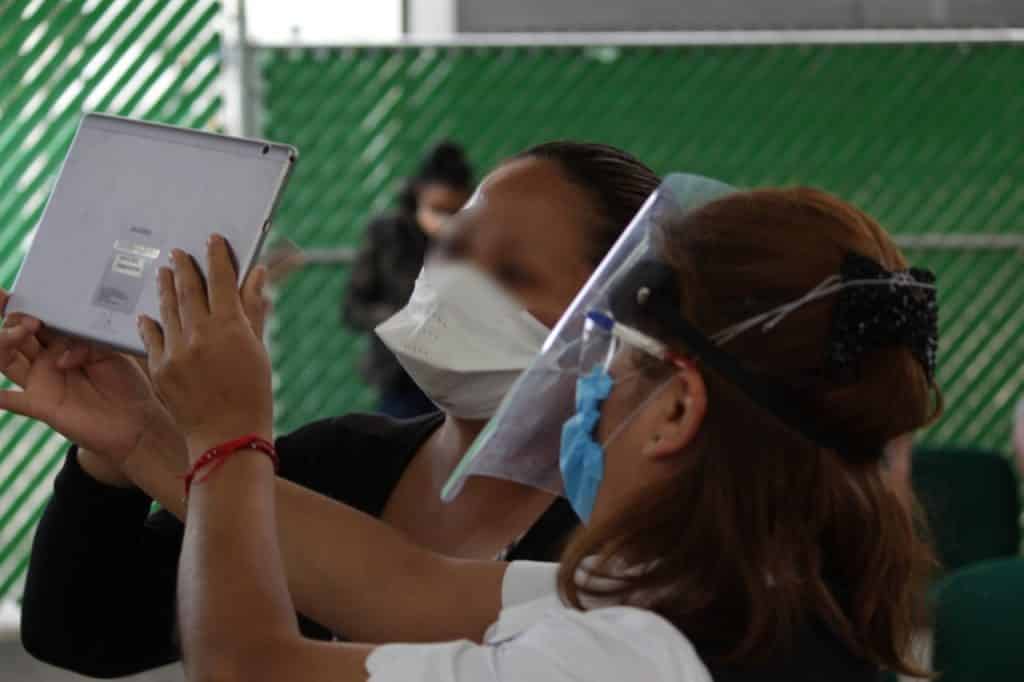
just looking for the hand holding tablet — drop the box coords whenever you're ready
[6,113,296,355]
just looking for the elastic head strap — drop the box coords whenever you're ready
[610,260,847,454]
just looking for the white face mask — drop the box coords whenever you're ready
[375,261,551,420]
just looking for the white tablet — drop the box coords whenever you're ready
[7,113,297,354]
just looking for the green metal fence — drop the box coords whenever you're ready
[0,0,222,602]
[262,43,1024,452]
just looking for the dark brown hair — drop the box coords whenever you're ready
[398,140,474,214]
[558,188,942,676]
[517,141,661,266]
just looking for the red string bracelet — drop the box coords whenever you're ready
[182,434,278,498]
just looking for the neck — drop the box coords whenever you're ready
[429,413,487,482]
[408,411,557,558]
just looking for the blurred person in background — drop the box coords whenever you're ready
[7,142,662,678]
[343,141,474,418]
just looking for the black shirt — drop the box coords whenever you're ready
[19,412,578,678]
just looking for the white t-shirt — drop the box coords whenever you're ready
[365,561,712,681]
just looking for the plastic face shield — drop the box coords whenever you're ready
[442,173,735,501]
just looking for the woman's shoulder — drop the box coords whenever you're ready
[275,411,443,512]
[508,604,711,681]
[488,562,708,680]
[551,605,704,661]
[367,603,710,682]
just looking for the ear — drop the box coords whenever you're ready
[642,363,707,460]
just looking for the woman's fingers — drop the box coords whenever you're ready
[171,249,209,333]
[207,234,242,317]
[0,351,31,388]
[2,312,41,339]
[17,325,42,361]
[137,315,165,371]
[158,266,183,351]
[0,319,36,349]
[0,320,41,386]
[1,311,39,331]
[121,352,153,382]
[241,265,269,337]
[0,292,44,360]
[57,343,92,370]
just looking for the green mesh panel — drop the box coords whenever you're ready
[263,43,1024,454]
[0,0,222,601]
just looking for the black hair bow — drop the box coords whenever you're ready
[828,253,938,381]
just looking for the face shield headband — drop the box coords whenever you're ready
[602,257,937,456]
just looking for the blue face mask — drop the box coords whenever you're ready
[559,366,614,522]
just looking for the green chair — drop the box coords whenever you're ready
[931,557,1024,681]
[911,448,1021,573]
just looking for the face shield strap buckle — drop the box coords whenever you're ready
[613,261,847,455]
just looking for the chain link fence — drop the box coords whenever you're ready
[262,42,1024,451]
[0,0,222,603]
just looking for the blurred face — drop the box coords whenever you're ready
[416,182,472,238]
[434,157,595,328]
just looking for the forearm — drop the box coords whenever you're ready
[123,448,187,518]
[179,451,378,682]
[77,447,134,487]
[273,476,504,643]
[131,438,504,643]
[179,452,297,681]
[118,415,191,515]
[21,451,182,676]
[147,234,490,680]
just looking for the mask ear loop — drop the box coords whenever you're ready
[600,355,691,449]
[589,311,698,448]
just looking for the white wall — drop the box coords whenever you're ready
[450,0,1024,32]
[407,0,457,35]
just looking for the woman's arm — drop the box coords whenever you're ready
[19,426,346,677]
[124,444,505,644]
[138,237,505,682]
[178,448,377,682]
[20,449,183,678]
[0,271,496,650]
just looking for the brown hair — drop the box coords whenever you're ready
[558,188,942,676]
[517,141,661,266]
